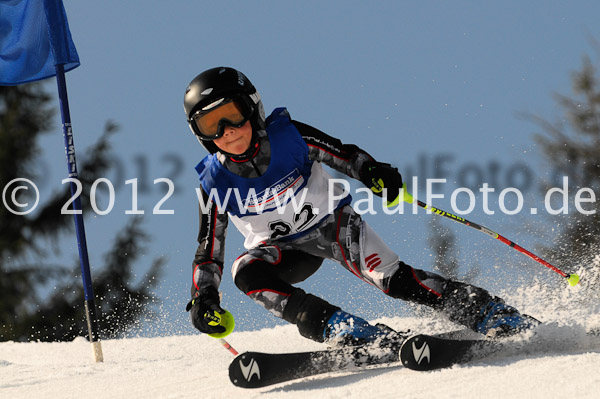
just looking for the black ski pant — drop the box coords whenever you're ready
[233,205,499,342]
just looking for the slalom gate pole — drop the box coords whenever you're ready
[55,64,104,362]
[391,185,580,287]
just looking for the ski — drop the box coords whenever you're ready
[228,329,478,388]
[399,334,503,371]
[229,326,600,387]
[228,342,401,388]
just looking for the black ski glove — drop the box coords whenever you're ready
[359,161,403,204]
[186,286,226,335]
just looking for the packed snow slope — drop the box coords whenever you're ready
[2,311,600,399]
[3,274,600,399]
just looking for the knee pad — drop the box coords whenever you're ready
[233,259,298,300]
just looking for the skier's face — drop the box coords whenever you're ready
[213,120,253,155]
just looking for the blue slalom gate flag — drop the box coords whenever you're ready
[0,0,80,85]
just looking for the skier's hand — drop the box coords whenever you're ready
[186,286,226,334]
[359,161,403,204]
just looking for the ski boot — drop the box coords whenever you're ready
[476,299,540,338]
[323,310,406,348]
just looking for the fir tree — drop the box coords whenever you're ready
[0,84,163,341]
[531,54,600,291]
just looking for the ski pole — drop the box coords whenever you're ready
[205,308,239,356]
[218,338,239,356]
[389,185,580,286]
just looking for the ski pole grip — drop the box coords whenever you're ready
[387,183,414,207]
[207,309,236,338]
[402,184,414,204]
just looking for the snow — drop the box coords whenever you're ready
[2,314,600,399]
[3,273,600,399]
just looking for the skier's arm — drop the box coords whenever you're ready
[187,186,230,334]
[293,120,403,203]
[190,186,228,300]
[293,120,373,180]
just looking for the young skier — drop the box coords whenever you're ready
[184,67,537,346]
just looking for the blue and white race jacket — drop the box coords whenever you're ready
[190,108,374,296]
[195,108,351,248]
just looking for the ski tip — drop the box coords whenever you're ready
[400,334,434,371]
[229,352,263,388]
[400,333,495,371]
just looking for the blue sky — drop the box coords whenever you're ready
[31,1,600,335]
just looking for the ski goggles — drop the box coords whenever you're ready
[190,99,251,140]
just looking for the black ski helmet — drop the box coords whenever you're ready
[184,67,265,153]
